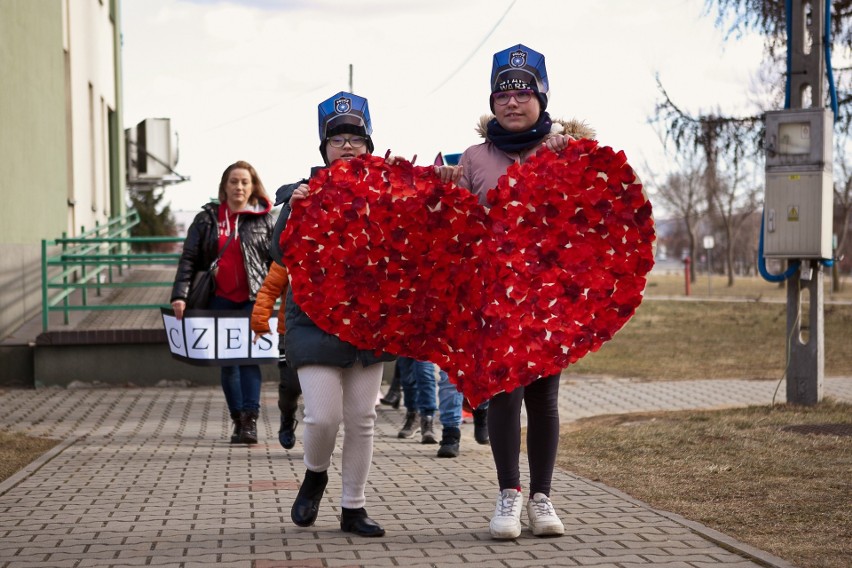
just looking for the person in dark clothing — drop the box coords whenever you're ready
[250,258,300,449]
[171,160,273,445]
[275,92,393,538]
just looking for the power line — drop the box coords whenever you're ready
[429,0,517,94]
[201,82,331,133]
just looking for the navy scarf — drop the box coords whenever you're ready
[486,112,552,154]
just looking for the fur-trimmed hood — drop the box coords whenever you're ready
[475,115,596,141]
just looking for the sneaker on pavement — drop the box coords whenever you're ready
[527,493,564,536]
[489,488,522,539]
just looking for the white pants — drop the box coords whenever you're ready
[297,362,383,509]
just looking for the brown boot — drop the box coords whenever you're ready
[240,410,258,444]
[230,412,242,444]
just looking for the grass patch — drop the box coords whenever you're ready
[566,299,852,380]
[0,428,59,483]
[644,272,852,301]
[555,401,852,568]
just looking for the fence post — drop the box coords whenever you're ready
[41,239,49,332]
[61,231,70,325]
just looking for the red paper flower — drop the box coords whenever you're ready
[281,139,656,407]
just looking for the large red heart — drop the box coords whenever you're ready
[281,138,655,406]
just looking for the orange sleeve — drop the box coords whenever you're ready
[276,276,289,335]
[250,263,289,334]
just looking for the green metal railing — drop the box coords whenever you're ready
[41,211,184,331]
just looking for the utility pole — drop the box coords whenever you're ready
[765,0,832,405]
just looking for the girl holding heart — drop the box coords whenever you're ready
[438,43,596,541]
[274,92,395,538]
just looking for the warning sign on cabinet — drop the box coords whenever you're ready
[787,206,799,222]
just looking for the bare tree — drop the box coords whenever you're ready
[652,165,706,283]
[833,132,852,290]
[704,0,852,121]
[651,2,852,288]
[651,78,763,213]
[710,159,762,286]
[705,0,852,55]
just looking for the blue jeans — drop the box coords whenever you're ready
[399,357,436,415]
[399,357,463,428]
[209,296,262,415]
[437,369,463,428]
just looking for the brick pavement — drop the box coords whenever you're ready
[2,376,850,567]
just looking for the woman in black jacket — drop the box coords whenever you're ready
[171,160,273,444]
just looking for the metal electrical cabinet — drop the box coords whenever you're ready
[763,108,834,259]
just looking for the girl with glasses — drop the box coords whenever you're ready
[436,44,596,541]
[256,91,393,538]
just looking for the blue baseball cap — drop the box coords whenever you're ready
[317,91,372,141]
[490,44,549,110]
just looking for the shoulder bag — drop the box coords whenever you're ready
[186,229,235,310]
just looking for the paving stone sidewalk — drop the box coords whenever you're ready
[1,376,850,568]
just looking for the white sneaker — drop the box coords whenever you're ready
[489,488,523,539]
[527,493,565,536]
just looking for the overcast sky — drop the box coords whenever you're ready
[120,0,768,214]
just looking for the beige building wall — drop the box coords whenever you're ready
[0,0,123,340]
[66,0,119,230]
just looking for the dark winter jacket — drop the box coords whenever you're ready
[170,200,273,303]
[269,167,322,266]
[275,176,395,370]
[283,283,395,370]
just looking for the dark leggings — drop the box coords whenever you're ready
[487,374,560,496]
[277,350,302,419]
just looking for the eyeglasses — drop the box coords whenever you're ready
[327,135,367,148]
[491,89,534,106]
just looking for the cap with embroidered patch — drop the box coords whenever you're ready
[317,91,372,141]
[490,44,548,110]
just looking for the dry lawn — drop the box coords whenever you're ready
[566,296,852,381]
[554,273,852,568]
[644,272,852,302]
[0,429,59,483]
[556,402,852,568]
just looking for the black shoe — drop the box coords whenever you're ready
[379,389,401,409]
[278,417,297,450]
[340,507,385,537]
[437,426,460,458]
[397,411,419,439]
[473,407,489,445]
[291,470,328,527]
[239,410,258,444]
[229,412,242,444]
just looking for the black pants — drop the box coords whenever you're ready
[278,350,302,421]
[487,374,560,496]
